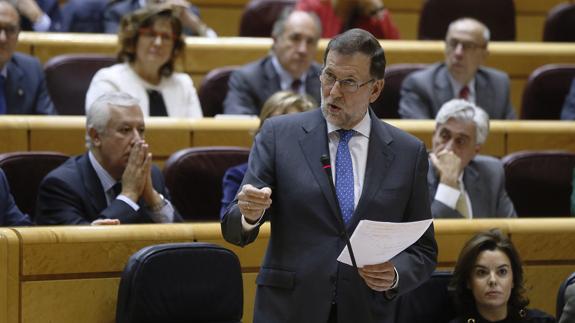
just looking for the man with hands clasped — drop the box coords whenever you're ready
[428,99,516,219]
[36,92,181,225]
[222,29,437,323]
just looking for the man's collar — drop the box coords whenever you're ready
[326,110,371,139]
[88,150,117,193]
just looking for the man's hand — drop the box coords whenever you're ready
[91,218,121,225]
[237,184,272,223]
[430,150,462,188]
[121,140,150,203]
[358,261,396,292]
[14,0,44,23]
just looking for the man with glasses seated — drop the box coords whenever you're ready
[399,18,515,120]
[0,0,55,115]
[223,9,322,116]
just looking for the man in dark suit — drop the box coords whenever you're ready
[222,29,437,323]
[428,99,516,218]
[0,1,55,115]
[399,18,515,120]
[36,92,181,225]
[0,169,32,226]
[223,9,322,115]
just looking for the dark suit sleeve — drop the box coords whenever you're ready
[393,142,438,295]
[220,163,246,220]
[431,200,463,218]
[36,173,140,225]
[221,120,276,246]
[492,160,517,217]
[102,3,123,34]
[399,74,433,119]
[0,171,32,226]
[561,79,575,120]
[223,69,260,115]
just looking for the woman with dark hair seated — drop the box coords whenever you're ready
[449,229,555,323]
[86,4,202,118]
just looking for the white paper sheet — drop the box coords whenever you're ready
[337,219,433,267]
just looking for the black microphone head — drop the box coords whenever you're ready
[320,154,330,167]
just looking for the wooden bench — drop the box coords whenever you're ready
[0,219,573,323]
[0,117,572,165]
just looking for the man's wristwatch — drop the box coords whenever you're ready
[149,194,167,212]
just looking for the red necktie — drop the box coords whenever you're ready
[291,79,302,93]
[459,85,470,100]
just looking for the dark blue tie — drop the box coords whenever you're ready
[336,129,355,224]
[0,75,6,114]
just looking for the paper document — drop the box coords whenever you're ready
[337,219,433,267]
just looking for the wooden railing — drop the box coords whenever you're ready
[0,219,573,323]
[0,117,574,167]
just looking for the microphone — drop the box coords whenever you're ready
[320,154,358,269]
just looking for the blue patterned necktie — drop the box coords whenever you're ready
[0,75,6,114]
[336,129,355,224]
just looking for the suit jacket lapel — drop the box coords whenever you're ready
[298,109,341,224]
[435,66,454,107]
[351,110,395,228]
[77,153,108,214]
[463,161,481,217]
[5,58,25,114]
[474,69,494,114]
[263,56,281,99]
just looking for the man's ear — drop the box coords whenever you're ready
[89,128,102,147]
[369,79,385,103]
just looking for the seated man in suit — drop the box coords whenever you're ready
[36,92,181,225]
[223,9,322,115]
[0,169,32,226]
[560,277,575,323]
[428,99,516,218]
[0,1,55,115]
[103,0,215,37]
[399,17,515,120]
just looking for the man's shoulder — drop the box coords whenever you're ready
[406,63,443,81]
[43,155,83,184]
[469,155,504,174]
[10,52,41,68]
[477,65,509,80]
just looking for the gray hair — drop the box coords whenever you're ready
[447,17,491,43]
[271,8,321,39]
[435,99,490,145]
[85,92,140,148]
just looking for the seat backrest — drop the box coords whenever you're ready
[557,271,575,321]
[198,66,239,117]
[502,151,575,217]
[116,242,243,323]
[239,0,296,37]
[520,64,575,119]
[418,0,516,41]
[396,271,456,323]
[44,54,116,115]
[0,151,69,218]
[372,63,428,119]
[163,147,250,221]
[543,3,575,42]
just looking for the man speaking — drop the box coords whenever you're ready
[221,29,437,323]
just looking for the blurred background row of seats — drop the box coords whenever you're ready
[1,149,573,222]
[43,53,575,120]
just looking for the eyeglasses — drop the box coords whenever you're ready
[0,25,19,38]
[138,28,175,42]
[320,71,374,93]
[445,39,486,51]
